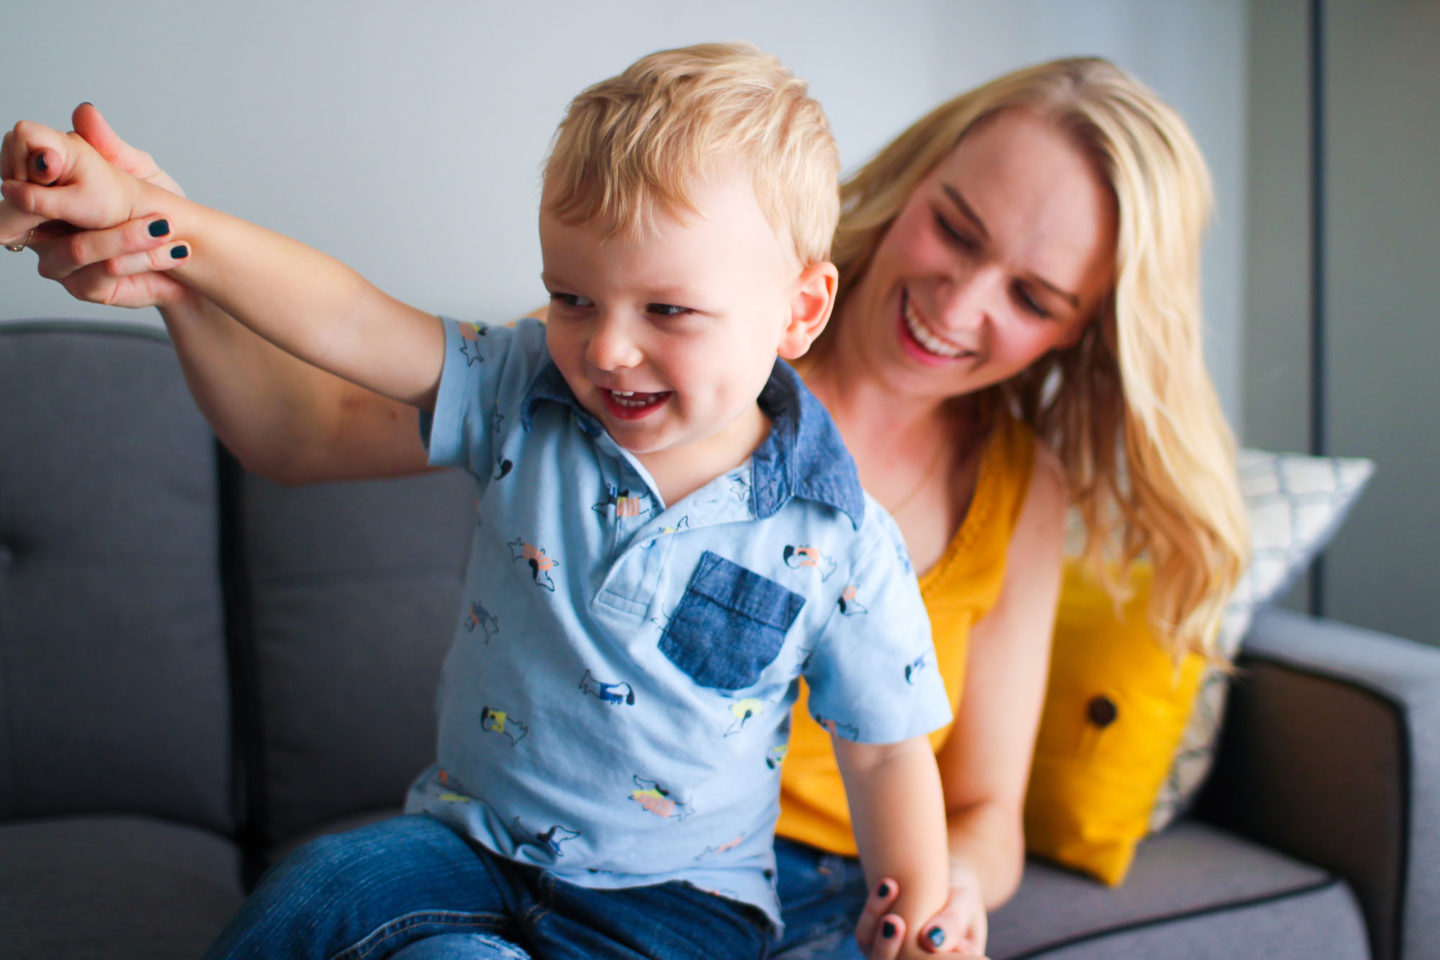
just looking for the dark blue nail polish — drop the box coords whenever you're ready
[170,244,189,260]
[881,921,896,939]
[926,927,946,948]
[35,153,48,174]
[149,219,170,238]
[876,881,891,898]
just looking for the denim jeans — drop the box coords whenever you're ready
[203,814,769,960]
[770,838,869,960]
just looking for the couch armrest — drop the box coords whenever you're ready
[1200,607,1440,960]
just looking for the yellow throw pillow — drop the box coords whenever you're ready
[1023,560,1205,885]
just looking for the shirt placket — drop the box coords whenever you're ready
[590,439,668,620]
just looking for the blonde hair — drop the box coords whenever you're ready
[823,57,1247,660]
[543,41,840,266]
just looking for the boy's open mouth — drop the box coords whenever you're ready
[603,389,672,420]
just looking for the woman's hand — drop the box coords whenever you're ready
[15,103,191,308]
[854,873,989,959]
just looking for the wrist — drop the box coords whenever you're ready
[946,856,983,895]
[130,175,179,225]
[156,283,217,321]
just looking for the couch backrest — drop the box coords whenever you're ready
[2,320,483,860]
[232,465,474,855]
[0,322,233,833]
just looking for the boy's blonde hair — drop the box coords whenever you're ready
[543,42,840,266]
[817,57,1248,661]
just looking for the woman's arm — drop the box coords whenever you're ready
[159,288,431,484]
[38,226,429,484]
[856,446,1068,959]
[936,445,1066,906]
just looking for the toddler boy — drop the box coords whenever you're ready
[4,42,953,960]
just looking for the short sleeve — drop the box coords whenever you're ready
[802,501,952,744]
[424,317,548,475]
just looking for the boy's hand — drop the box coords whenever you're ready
[2,118,145,236]
[855,876,989,959]
[70,103,186,199]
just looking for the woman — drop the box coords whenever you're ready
[5,56,1246,960]
[768,58,1245,958]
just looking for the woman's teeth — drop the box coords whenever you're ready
[903,299,967,359]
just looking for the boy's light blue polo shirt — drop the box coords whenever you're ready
[405,317,950,928]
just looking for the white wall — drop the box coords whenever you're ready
[0,0,1247,419]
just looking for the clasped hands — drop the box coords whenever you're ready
[854,862,989,959]
[2,104,192,308]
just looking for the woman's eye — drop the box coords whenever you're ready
[1014,285,1051,320]
[550,293,592,309]
[647,303,692,317]
[934,213,978,251]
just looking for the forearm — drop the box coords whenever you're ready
[131,178,444,409]
[835,735,949,958]
[158,289,429,484]
[946,797,1025,909]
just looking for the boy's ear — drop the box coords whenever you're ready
[777,261,839,360]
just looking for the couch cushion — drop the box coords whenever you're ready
[990,820,1368,959]
[0,323,232,832]
[233,467,475,851]
[0,815,244,960]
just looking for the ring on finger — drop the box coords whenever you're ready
[5,228,35,253]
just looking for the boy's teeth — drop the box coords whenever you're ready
[903,299,965,359]
[609,390,661,409]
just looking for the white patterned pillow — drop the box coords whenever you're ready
[1148,448,1375,831]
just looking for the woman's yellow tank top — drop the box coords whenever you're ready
[774,415,1037,855]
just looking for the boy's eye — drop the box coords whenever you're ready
[647,303,692,317]
[550,293,592,309]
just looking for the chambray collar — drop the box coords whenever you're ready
[751,360,866,528]
[521,358,866,528]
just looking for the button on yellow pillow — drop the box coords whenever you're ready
[1023,560,1205,885]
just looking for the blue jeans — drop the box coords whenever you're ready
[203,814,769,960]
[770,838,869,960]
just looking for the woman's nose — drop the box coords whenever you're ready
[935,263,1006,334]
[585,314,643,371]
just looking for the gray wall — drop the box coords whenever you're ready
[1243,0,1314,614]
[1243,0,1440,643]
[0,0,1248,422]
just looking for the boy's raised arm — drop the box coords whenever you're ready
[3,120,444,411]
[833,735,962,960]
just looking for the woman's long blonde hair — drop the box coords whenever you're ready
[825,56,1247,659]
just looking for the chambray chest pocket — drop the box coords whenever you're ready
[660,551,806,690]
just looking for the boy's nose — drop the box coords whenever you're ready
[585,315,643,371]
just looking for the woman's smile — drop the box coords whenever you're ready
[900,291,974,363]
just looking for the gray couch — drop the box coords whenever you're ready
[2,320,1436,960]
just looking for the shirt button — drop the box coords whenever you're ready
[1087,694,1119,728]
